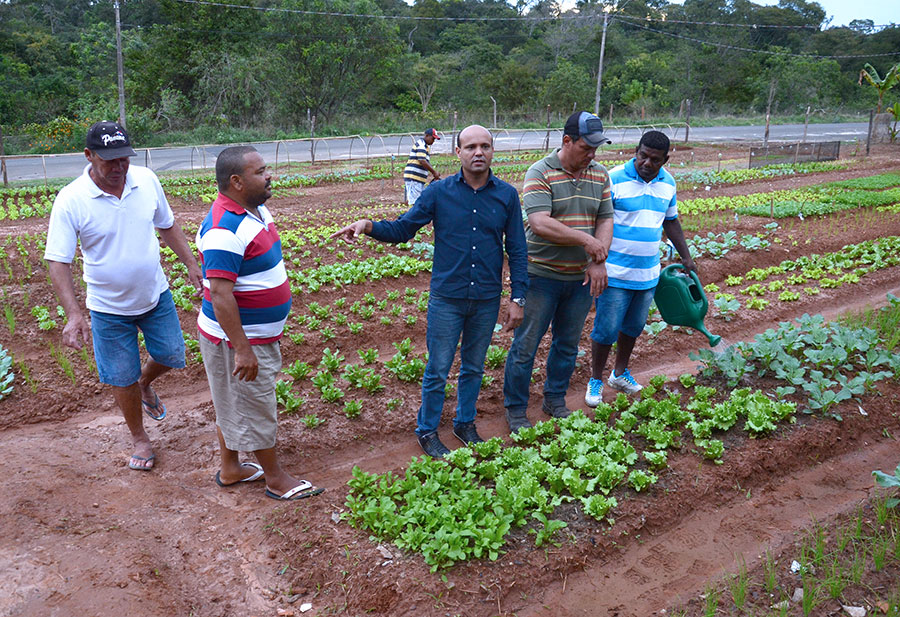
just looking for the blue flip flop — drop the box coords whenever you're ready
[128,454,155,471]
[141,392,167,421]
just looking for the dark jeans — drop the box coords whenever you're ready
[503,275,593,412]
[416,295,501,436]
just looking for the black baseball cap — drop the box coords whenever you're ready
[85,121,137,160]
[564,111,611,147]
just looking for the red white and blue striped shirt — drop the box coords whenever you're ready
[196,194,291,344]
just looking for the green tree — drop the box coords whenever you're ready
[543,60,594,113]
[274,0,402,121]
[488,59,539,111]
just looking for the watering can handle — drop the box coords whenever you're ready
[666,262,702,288]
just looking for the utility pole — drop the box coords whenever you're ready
[490,96,497,128]
[114,0,127,129]
[593,8,610,116]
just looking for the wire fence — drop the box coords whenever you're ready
[0,123,691,185]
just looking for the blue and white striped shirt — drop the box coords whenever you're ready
[606,159,678,290]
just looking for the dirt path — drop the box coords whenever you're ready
[517,436,896,616]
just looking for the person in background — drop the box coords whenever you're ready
[585,130,697,405]
[403,128,441,205]
[45,121,202,471]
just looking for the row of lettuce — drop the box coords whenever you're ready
[343,301,900,571]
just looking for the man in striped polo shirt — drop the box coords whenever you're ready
[503,111,614,432]
[585,131,696,405]
[197,146,323,501]
[403,128,441,205]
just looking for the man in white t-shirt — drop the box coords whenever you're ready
[45,121,202,472]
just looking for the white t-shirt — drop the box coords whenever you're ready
[44,164,175,315]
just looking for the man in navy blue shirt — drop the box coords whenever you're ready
[331,125,528,457]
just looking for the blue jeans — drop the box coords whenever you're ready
[90,289,186,387]
[416,295,501,436]
[591,286,656,344]
[503,275,593,412]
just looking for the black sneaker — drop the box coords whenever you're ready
[417,431,450,458]
[453,421,484,446]
[541,399,571,419]
[505,408,533,433]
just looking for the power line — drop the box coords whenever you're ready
[170,0,897,29]
[171,0,562,21]
[630,15,895,30]
[615,16,900,59]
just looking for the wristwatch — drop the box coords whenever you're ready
[511,297,526,308]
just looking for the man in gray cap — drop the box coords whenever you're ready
[502,111,614,432]
[45,121,202,471]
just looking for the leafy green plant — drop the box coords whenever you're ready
[31,305,57,330]
[530,512,568,547]
[0,344,14,400]
[302,413,325,429]
[484,345,508,369]
[678,373,696,388]
[873,462,900,508]
[344,400,363,419]
[319,347,345,374]
[713,295,740,321]
[628,469,658,492]
[284,360,312,380]
[320,384,345,403]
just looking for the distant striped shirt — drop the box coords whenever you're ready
[196,194,292,344]
[403,138,432,183]
[606,159,678,290]
[522,150,613,280]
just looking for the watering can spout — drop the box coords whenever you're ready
[654,264,721,348]
[701,328,722,348]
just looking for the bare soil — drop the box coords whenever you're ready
[2,144,900,617]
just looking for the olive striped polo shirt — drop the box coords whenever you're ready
[522,150,613,280]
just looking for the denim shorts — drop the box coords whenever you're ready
[90,289,185,387]
[590,285,656,344]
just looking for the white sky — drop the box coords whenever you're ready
[664,0,900,28]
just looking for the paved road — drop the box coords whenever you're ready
[2,122,870,183]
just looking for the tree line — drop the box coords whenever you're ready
[1,0,899,150]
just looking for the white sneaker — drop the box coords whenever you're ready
[608,369,643,394]
[585,378,603,407]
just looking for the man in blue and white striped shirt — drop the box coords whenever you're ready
[585,131,697,405]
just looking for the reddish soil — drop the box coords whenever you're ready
[2,144,900,617]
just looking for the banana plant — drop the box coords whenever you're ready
[858,62,900,113]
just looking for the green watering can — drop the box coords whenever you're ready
[654,264,721,347]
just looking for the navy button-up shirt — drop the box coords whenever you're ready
[369,170,528,300]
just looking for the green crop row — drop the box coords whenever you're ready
[708,236,900,317]
[343,377,798,570]
[680,170,900,217]
[286,253,432,293]
[675,160,849,189]
[735,187,900,218]
[692,308,900,419]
